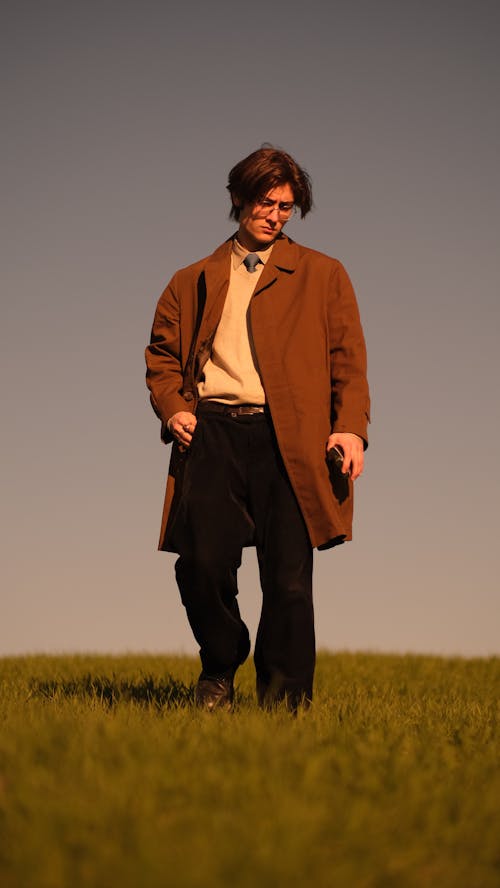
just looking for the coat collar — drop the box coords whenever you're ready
[207,232,299,267]
[199,234,300,339]
[204,233,299,283]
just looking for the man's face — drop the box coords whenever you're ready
[236,183,295,251]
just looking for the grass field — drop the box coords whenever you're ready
[0,652,498,887]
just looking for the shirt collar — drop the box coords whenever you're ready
[232,237,275,270]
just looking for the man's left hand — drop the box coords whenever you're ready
[327,432,364,480]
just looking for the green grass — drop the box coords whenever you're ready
[0,652,499,887]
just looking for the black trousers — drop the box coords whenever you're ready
[174,407,315,706]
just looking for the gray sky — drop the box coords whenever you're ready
[2,0,499,657]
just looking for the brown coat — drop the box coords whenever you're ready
[146,234,370,551]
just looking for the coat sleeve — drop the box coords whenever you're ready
[328,262,370,447]
[145,274,192,442]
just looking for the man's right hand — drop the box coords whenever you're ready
[167,412,197,449]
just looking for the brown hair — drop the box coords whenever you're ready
[227,145,313,221]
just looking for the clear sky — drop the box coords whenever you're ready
[2,0,499,658]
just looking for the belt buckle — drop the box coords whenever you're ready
[227,404,264,418]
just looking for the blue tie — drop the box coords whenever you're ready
[243,253,261,273]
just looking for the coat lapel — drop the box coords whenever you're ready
[253,235,300,297]
[197,238,232,343]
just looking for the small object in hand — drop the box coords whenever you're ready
[326,445,350,504]
[327,445,350,477]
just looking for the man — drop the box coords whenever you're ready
[145,146,370,711]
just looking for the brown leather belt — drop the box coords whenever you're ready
[198,401,266,417]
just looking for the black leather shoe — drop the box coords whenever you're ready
[195,673,234,711]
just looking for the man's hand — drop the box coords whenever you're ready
[327,432,364,480]
[168,411,197,449]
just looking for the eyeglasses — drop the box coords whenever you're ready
[253,198,296,220]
